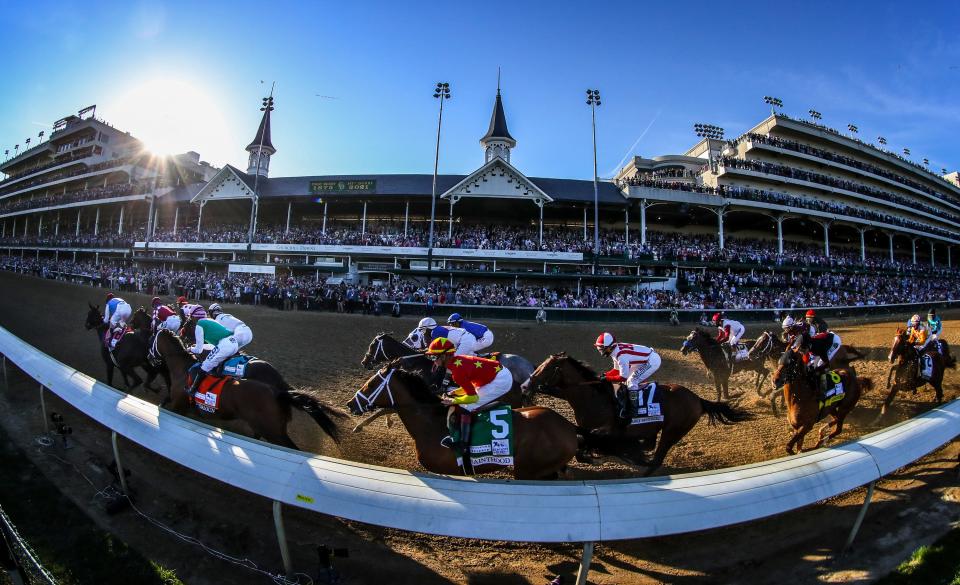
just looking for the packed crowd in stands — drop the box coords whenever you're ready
[737,133,960,207]
[0,180,150,214]
[0,157,133,198]
[0,152,92,186]
[717,157,960,225]
[2,254,958,312]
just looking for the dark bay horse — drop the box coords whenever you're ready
[154,330,344,449]
[521,353,753,476]
[773,349,872,454]
[681,329,770,400]
[84,304,165,391]
[348,363,578,479]
[880,328,954,417]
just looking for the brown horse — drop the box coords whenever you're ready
[521,353,753,476]
[773,349,872,454]
[84,304,165,391]
[154,329,344,450]
[880,328,954,417]
[347,363,578,480]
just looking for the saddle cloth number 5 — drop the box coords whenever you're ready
[489,408,510,439]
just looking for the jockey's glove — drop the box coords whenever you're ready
[604,369,625,382]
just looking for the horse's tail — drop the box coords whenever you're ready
[699,398,754,426]
[284,390,347,444]
[857,376,874,394]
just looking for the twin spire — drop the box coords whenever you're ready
[246,93,276,177]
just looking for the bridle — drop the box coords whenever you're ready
[352,368,396,414]
[365,334,422,367]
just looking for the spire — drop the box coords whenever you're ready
[246,92,275,177]
[480,72,516,163]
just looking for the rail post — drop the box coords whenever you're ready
[39,384,48,433]
[843,480,876,551]
[111,431,130,496]
[575,541,594,585]
[273,500,293,577]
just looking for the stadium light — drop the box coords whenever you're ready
[943,167,949,175]
[847,124,858,134]
[586,89,602,262]
[903,147,911,157]
[877,136,887,147]
[694,123,725,173]
[922,158,929,167]
[428,82,451,278]
[763,95,783,117]
[808,109,822,122]
[38,131,44,143]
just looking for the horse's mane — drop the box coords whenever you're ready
[385,360,439,403]
[157,329,191,359]
[693,327,719,344]
[557,354,600,380]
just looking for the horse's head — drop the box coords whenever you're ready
[521,352,599,401]
[154,329,193,364]
[403,328,427,351]
[747,331,772,360]
[180,316,195,341]
[889,328,909,364]
[131,307,151,331]
[84,303,102,330]
[772,348,805,389]
[349,364,436,415]
[361,332,399,369]
[680,329,708,355]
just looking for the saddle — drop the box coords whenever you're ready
[615,382,661,424]
[186,365,231,414]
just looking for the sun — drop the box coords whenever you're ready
[108,78,230,158]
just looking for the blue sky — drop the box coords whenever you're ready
[1,0,959,180]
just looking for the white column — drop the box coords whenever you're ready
[152,208,159,237]
[640,200,647,245]
[361,201,367,236]
[1,221,4,238]
[448,199,454,239]
[888,233,894,263]
[94,207,100,236]
[949,246,952,268]
[285,201,292,235]
[583,206,588,241]
[75,208,81,236]
[38,214,43,236]
[823,221,830,258]
[11,218,16,237]
[23,216,28,237]
[859,228,866,262]
[717,208,725,249]
[930,241,935,267]
[776,216,784,255]
[538,202,544,246]
[404,200,410,237]
[55,211,60,236]
[117,205,124,235]
[912,238,917,264]
[322,201,328,235]
[197,203,203,234]
[173,206,179,235]
[624,207,629,247]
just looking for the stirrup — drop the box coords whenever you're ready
[440,436,455,449]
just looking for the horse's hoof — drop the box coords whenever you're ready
[785,447,795,456]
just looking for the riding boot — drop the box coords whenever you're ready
[458,413,472,456]
[615,386,629,418]
[187,370,207,401]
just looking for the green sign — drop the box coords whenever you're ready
[310,180,376,195]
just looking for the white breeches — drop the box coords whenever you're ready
[232,325,253,348]
[159,315,181,332]
[460,368,513,413]
[727,330,744,346]
[201,337,239,373]
[108,302,131,327]
[473,330,494,353]
[625,353,662,390]
[454,332,479,356]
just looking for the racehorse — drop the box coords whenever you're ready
[84,304,165,391]
[680,329,770,400]
[880,328,954,417]
[154,329,344,449]
[521,353,753,475]
[773,349,871,454]
[348,362,578,479]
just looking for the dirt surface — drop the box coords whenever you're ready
[0,271,958,584]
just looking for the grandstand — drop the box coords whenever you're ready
[1,96,958,312]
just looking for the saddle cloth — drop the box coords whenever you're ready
[818,370,845,410]
[453,405,515,471]
[732,343,750,362]
[629,382,664,426]
[919,354,935,381]
[187,368,230,414]
[219,354,253,378]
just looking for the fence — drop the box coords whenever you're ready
[0,325,958,583]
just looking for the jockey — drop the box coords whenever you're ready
[446,313,494,354]
[594,332,661,418]
[804,309,829,335]
[713,312,746,365]
[406,317,478,356]
[906,314,929,351]
[186,317,239,398]
[178,296,207,321]
[102,293,132,349]
[781,316,798,343]
[209,303,253,350]
[426,337,513,451]
[151,297,181,333]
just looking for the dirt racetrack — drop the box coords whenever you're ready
[0,271,958,584]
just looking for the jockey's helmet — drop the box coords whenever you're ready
[426,337,456,355]
[177,296,187,305]
[446,313,463,324]
[782,316,795,330]
[106,292,114,301]
[151,297,162,307]
[594,332,616,353]
[910,314,921,327]
[208,303,222,316]
[711,312,723,324]
[418,317,437,330]
[805,309,816,319]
